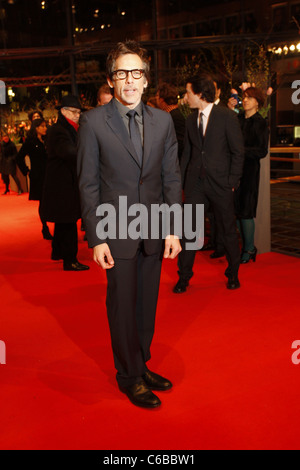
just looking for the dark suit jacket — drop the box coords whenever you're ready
[181,105,244,196]
[77,99,182,259]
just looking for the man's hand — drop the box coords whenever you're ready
[93,243,115,269]
[227,97,238,110]
[163,235,182,259]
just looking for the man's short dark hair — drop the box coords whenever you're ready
[106,40,150,83]
[187,74,216,103]
[97,83,112,102]
[157,82,178,105]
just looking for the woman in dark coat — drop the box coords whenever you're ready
[41,94,89,271]
[235,87,269,263]
[0,132,22,195]
[16,118,52,239]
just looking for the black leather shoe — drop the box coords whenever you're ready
[210,250,225,259]
[227,275,240,290]
[63,261,90,271]
[143,370,172,391]
[119,380,161,408]
[173,279,189,293]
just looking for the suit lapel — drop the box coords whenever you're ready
[203,104,216,147]
[142,103,154,169]
[189,110,202,150]
[106,100,141,167]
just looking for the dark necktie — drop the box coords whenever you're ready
[199,112,204,140]
[199,112,205,178]
[127,110,143,165]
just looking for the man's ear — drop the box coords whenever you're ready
[107,77,114,89]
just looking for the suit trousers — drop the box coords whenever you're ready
[178,177,240,280]
[106,241,163,387]
[207,209,225,252]
[52,222,78,263]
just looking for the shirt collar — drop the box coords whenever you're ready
[114,98,143,118]
[199,102,214,118]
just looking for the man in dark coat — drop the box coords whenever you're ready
[173,74,244,293]
[42,95,89,271]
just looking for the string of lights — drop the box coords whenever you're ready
[270,42,300,56]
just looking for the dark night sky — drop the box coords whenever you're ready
[1,0,150,47]
[0,0,230,48]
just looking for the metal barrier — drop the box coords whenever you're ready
[270,147,300,257]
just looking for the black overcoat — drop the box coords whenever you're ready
[0,140,18,175]
[235,112,269,219]
[16,137,47,201]
[41,112,81,223]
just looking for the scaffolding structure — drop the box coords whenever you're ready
[1,73,106,88]
[0,30,297,88]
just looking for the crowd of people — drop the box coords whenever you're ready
[0,40,270,408]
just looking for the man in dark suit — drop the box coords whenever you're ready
[202,78,226,258]
[173,74,244,293]
[77,41,182,408]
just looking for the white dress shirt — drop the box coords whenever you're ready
[198,102,214,136]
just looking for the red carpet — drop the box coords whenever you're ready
[0,182,300,450]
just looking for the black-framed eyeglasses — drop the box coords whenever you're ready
[112,69,145,80]
[64,107,81,115]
